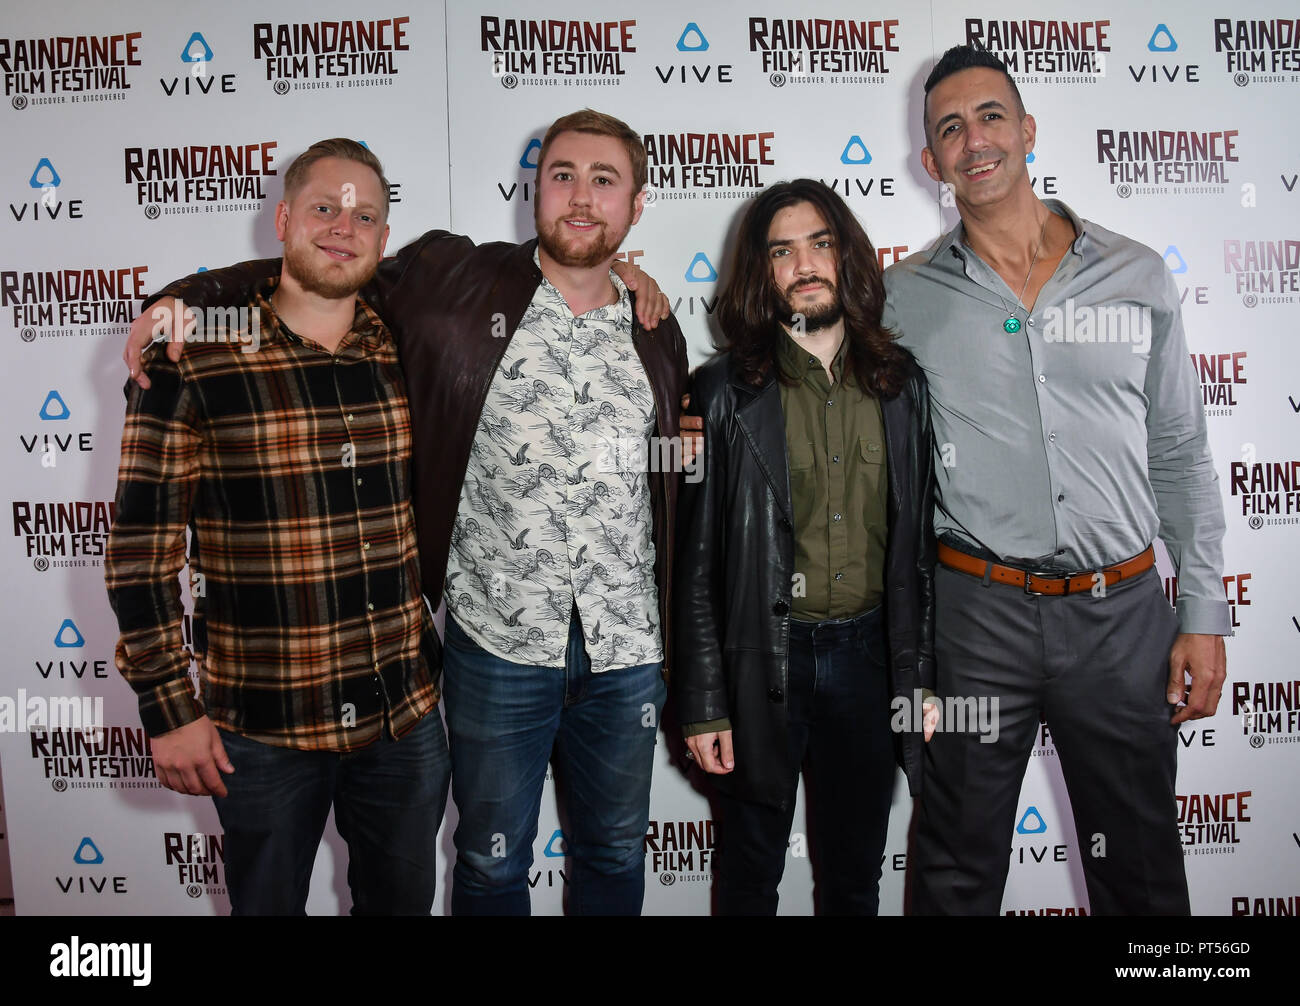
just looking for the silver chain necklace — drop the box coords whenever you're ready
[996,210,1048,334]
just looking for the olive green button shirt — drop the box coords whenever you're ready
[778,329,888,622]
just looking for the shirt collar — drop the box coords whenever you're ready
[532,247,632,327]
[928,198,1089,267]
[778,325,847,383]
[252,276,388,355]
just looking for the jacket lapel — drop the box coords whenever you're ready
[733,371,793,523]
[880,391,907,526]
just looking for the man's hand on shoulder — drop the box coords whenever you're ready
[1167,632,1227,725]
[612,259,671,329]
[124,296,193,389]
[151,715,235,797]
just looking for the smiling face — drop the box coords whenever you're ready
[766,200,842,332]
[276,155,389,299]
[534,130,644,271]
[922,66,1036,212]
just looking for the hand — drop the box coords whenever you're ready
[1167,632,1227,725]
[151,715,235,797]
[679,394,703,467]
[686,730,734,774]
[922,697,940,742]
[124,296,193,389]
[612,259,671,329]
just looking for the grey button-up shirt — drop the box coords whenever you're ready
[883,199,1229,635]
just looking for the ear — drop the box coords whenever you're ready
[274,200,289,242]
[631,187,646,227]
[921,146,943,184]
[1022,112,1037,156]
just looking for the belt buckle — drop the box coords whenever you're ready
[1023,569,1068,596]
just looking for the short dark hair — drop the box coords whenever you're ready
[716,179,909,398]
[923,44,1025,141]
[538,109,648,193]
[284,138,390,215]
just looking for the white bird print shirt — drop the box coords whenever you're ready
[444,260,663,672]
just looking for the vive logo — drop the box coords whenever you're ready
[74,837,104,865]
[1016,806,1048,835]
[1147,24,1177,53]
[839,136,872,165]
[685,252,717,282]
[39,390,70,421]
[54,618,85,648]
[1164,245,1188,274]
[676,23,708,52]
[29,158,61,189]
[519,138,541,169]
[180,32,213,63]
[543,829,567,858]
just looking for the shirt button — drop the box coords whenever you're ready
[832,513,842,522]
[362,541,371,551]
[1057,494,1065,502]
[1028,317,1035,327]
[367,603,374,612]
[1048,433,1056,443]
[1038,374,1046,384]
[834,572,843,581]
[345,413,354,422]
[356,477,363,486]
[832,455,840,463]
[826,400,834,407]
[373,661,380,671]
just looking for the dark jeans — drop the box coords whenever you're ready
[716,605,896,915]
[442,612,665,916]
[212,711,450,915]
[912,565,1189,915]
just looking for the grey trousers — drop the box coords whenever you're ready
[911,564,1191,915]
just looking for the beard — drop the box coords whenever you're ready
[282,236,379,299]
[777,277,844,333]
[535,215,625,269]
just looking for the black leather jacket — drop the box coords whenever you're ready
[673,349,936,807]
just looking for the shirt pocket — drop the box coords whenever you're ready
[858,436,885,522]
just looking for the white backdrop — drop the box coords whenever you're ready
[0,0,1295,916]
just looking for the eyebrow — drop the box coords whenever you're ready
[934,99,1010,134]
[767,228,833,250]
[546,159,623,177]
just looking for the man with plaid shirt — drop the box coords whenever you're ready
[105,139,448,915]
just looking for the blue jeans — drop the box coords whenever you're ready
[442,612,665,915]
[715,605,896,915]
[212,711,450,915]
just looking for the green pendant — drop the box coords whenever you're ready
[1003,316,1022,333]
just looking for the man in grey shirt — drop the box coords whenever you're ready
[884,44,1229,914]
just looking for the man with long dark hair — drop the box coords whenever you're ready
[674,179,937,914]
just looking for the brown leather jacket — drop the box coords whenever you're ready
[153,231,690,673]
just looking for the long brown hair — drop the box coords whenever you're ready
[716,179,909,397]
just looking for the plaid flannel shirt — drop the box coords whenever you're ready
[105,279,438,751]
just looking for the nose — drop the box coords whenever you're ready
[963,118,992,154]
[569,175,593,206]
[793,246,817,275]
[330,212,355,236]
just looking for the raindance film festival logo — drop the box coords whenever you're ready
[1096,126,1237,198]
[748,17,899,87]
[645,819,714,885]
[965,17,1108,83]
[1233,680,1300,749]
[124,140,278,220]
[1177,789,1251,853]
[31,725,159,792]
[1231,893,1298,915]
[1223,238,1299,308]
[1,31,141,109]
[255,18,409,94]
[480,16,636,88]
[163,832,226,899]
[643,129,776,201]
[4,264,146,343]
[1191,349,1246,417]
[12,498,114,570]
[1229,456,1300,530]
[1213,18,1300,86]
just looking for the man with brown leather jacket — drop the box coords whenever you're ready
[675,179,936,915]
[125,112,688,916]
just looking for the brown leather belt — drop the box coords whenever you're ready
[937,543,1155,596]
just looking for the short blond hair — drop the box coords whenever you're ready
[283,138,390,214]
